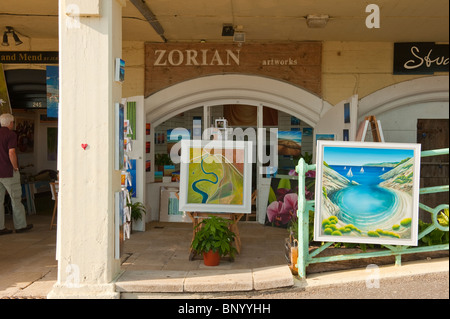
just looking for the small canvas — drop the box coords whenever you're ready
[115,58,125,82]
[314,141,421,246]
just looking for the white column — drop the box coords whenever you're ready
[48,0,125,299]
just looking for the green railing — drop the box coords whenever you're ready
[295,147,449,278]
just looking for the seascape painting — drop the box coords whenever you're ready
[278,130,302,157]
[179,140,252,214]
[315,141,421,246]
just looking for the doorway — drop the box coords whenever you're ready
[417,119,449,223]
[145,74,327,224]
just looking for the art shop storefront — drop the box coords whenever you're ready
[139,42,449,232]
[17,3,444,297]
[142,42,325,228]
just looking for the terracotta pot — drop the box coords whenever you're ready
[203,250,220,266]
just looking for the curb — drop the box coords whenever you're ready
[115,265,294,294]
[295,257,449,290]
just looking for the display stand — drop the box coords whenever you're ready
[356,115,385,142]
[186,212,244,261]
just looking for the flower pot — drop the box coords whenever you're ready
[203,250,220,266]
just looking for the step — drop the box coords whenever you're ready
[115,265,294,295]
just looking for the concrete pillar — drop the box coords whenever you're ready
[48,0,125,299]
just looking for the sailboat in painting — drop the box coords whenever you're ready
[346,168,353,178]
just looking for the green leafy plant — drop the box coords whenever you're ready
[155,153,173,166]
[191,216,237,259]
[437,208,449,227]
[126,198,147,222]
[418,208,449,246]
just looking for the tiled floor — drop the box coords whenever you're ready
[0,214,290,297]
[121,221,289,271]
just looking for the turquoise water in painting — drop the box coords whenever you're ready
[329,165,398,229]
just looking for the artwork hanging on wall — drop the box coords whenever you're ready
[314,141,421,246]
[115,103,125,170]
[15,118,35,153]
[179,140,253,213]
[115,58,125,82]
[46,65,59,118]
[278,131,302,157]
[47,127,58,161]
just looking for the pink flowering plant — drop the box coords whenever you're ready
[266,169,316,231]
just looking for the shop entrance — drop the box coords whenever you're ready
[144,74,327,224]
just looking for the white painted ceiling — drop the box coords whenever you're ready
[0,0,448,43]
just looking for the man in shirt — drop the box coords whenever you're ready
[0,113,33,235]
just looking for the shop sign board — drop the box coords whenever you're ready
[314,141,421,246]
[179,140,253,214]
[393,42,449,74]
[145,43,322,96]
[0,51,58,64]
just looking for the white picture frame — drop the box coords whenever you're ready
[314,140,421,246]
[179,140,253,214]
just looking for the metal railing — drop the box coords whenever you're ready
[295,148,449,278]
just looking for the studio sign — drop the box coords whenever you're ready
[394,42,449,74]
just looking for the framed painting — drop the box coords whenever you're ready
[114,103,125,170]
[314,141,421,246]
[179,140,253,214]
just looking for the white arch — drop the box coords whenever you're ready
[145,74,332,127]
[358,76,449,121]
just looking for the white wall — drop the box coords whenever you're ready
[371,101,449,143]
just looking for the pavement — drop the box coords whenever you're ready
[0,214,448,299]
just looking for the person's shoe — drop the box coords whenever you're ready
[0,228,13,235]
[15,224,33,233]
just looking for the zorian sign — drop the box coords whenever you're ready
[393,43,449,75]
[145,43,322,97]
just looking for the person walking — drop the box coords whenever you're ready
[0,113,33,235]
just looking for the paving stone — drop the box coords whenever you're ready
[184,269,253,292]
[115,270,187,293]
[252,265,294,290]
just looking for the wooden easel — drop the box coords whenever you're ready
[356,115,385,142]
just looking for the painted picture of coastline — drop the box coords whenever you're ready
[179,140,253,214]
[314,141,421,246]
[278,130,302,157]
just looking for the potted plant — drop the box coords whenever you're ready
[126,196,147,232]
[191,215,237,266]
[155,153,173,172]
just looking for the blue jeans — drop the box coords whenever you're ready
[0,171,27,230]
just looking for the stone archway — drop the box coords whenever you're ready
[358,76,449,121]
[145,74,332,127]
[144,74,332,223]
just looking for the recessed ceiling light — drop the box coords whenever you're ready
[306,14,329,28]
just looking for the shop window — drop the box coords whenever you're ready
[150,105,313,183]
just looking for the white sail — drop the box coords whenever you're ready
[360,167,364,173]
[346,168,353,177]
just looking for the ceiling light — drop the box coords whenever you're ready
[2,26,23,46]
[233,31,245,43]
[2,32,8,46]
[222,24,235,36]
[306,14,329,28]
[12,31,23,45]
